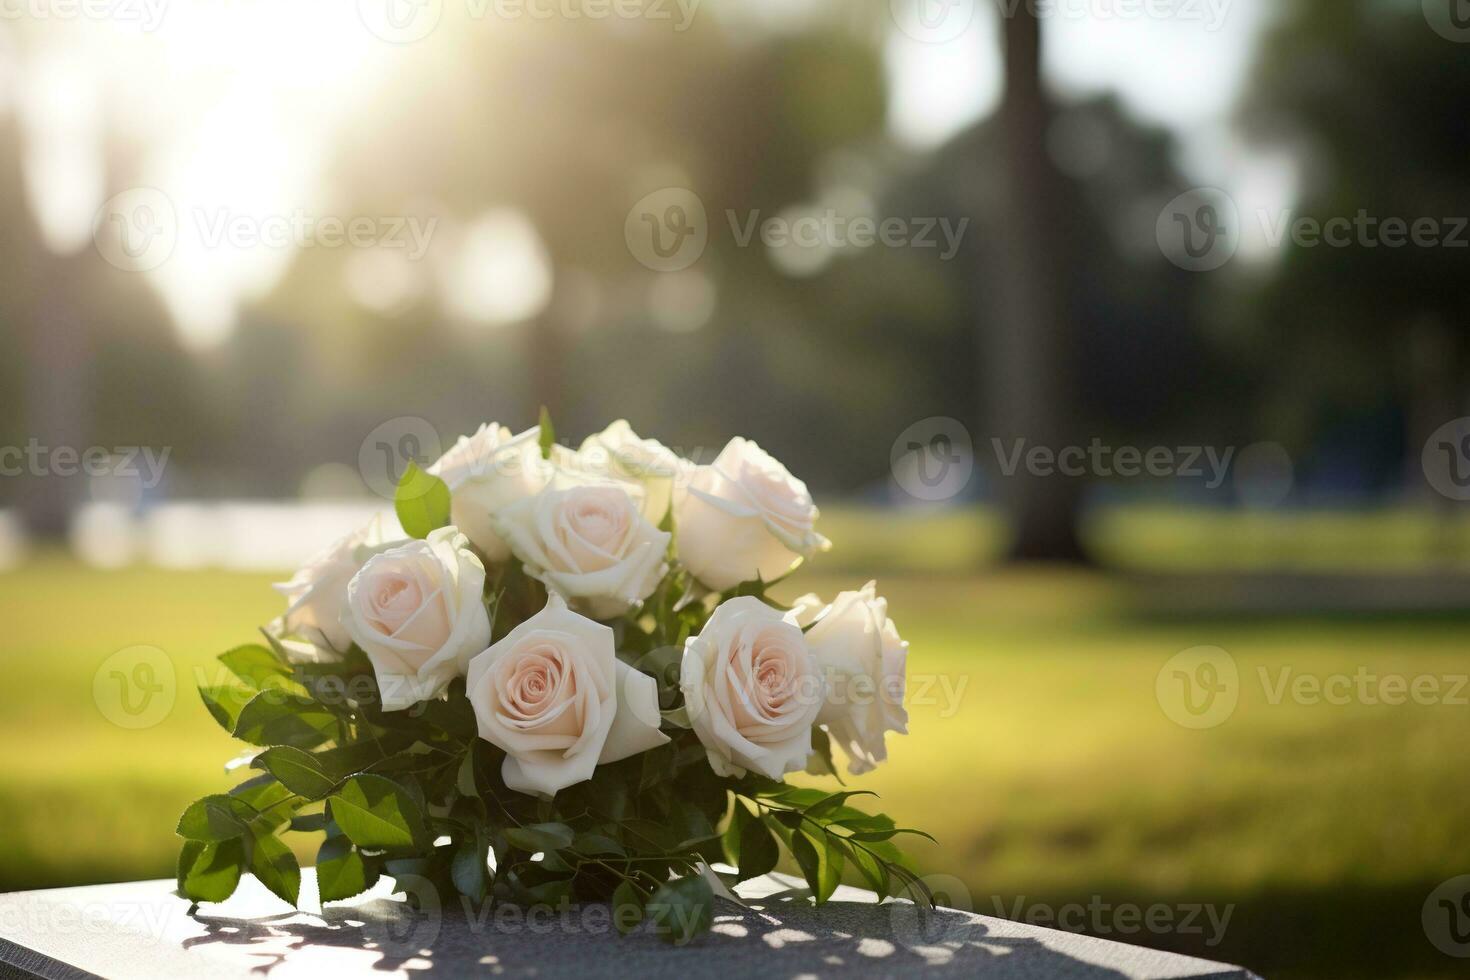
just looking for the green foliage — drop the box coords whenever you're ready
[173,578,929,942]
[394,461,451,539]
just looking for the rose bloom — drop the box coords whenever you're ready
[680,596,824,780]
[791,582,909,774]
[494,482,670,619]
[466,594,668,796]
[429,423,551,562]
[571,420,685,526]
[673,437,829,592]
[342,526,492,710]
[271,516,388,661]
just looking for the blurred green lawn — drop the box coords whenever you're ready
[3,516,1470,979]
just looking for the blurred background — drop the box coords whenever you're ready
[2,0,1469,977]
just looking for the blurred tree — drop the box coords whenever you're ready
[989,4,1087,561]
[1241,0,1470,498]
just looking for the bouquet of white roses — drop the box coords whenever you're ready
[174,415,931,943]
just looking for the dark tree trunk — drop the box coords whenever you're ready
[990,4,1089,563]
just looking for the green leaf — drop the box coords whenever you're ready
[791,828,843,905]
[316,835,373,903]
[330,775,430,851]
[176,795,257,842]
[218,644,294,689]
[572,833,626,857]
[450,836,488,901]
[248,828,301,907]
[842,839,891,899]
[648,874,714,945]
[232,692,337,749]
[671,798,717,850]
[731,807,779,882]
[394,460,451,539]
[503,822,575,853]
[199,685,254,735]
[612,879,647,935]
[537,407,556,459]
[846,827,937,844]
[177,839,245,903]
[289,811,329,834]
[808,727,843,783]
[805,790,878,821]
[254,746,337,800]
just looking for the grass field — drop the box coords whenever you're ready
[3,546,1469,979]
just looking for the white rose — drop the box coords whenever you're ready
[673,437,829,592]
[343,526,492,710]
[429,424,552,562]
[465,593,669,797]
[792,583,909,774]
[680,596,823,780]
[272,515,390,660]
[494,482,671,619]
[573,420,685,525]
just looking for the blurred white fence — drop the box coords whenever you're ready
[67,501,403,572]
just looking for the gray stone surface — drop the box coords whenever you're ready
[0,871,1260,979]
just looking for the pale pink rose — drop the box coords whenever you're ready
[465,594,668,797]
[673,437,829,591]
[343,526,491,710]
[494,482,670,619]
[272,516,389,660]
[429,424,552,562]
[680,596,824,779]
[791,582,909,774]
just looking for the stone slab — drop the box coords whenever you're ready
[0,871,1260,979]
